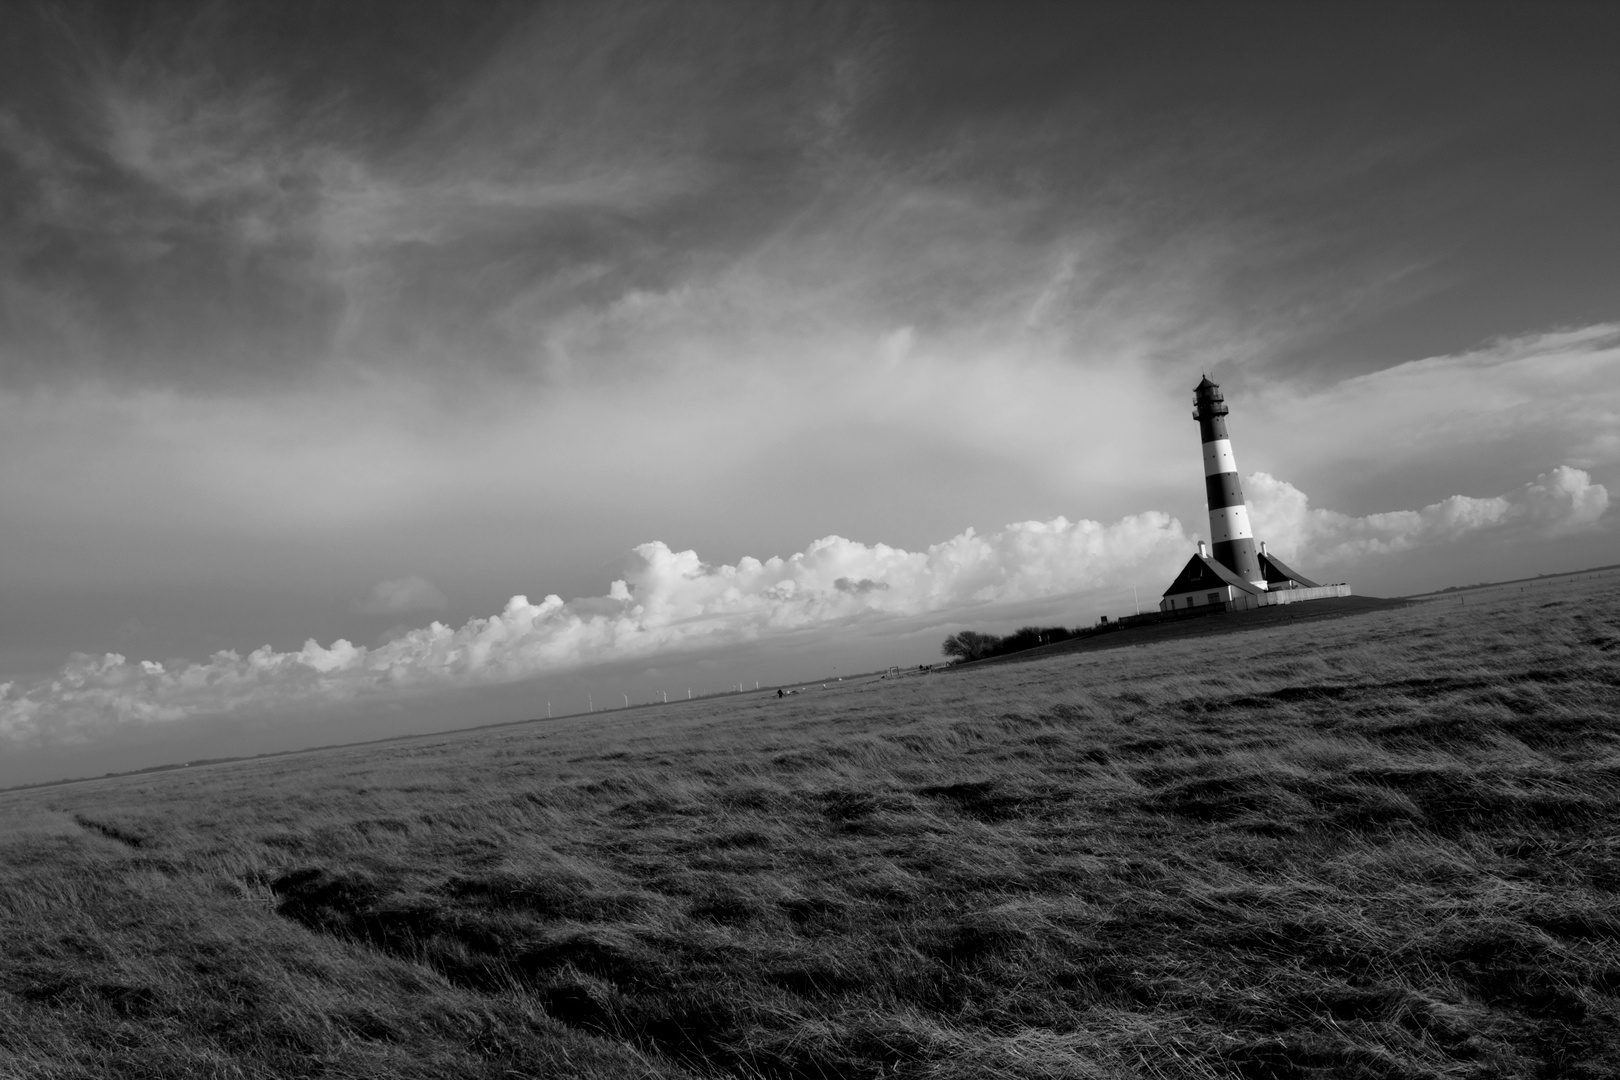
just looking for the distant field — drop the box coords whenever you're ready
[3,571,1619,1079]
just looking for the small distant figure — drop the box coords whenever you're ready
[777,689,784,698]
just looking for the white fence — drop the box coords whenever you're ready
[1232,583,1352,610]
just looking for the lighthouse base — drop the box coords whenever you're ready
[1159,549,1350,614]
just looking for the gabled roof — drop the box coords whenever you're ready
[1259,551,1320,589]
[1161,554,1265,598]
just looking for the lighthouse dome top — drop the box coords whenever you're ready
[1193,377,1227,416]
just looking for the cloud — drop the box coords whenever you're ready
[4,462,1607,747]
[1248,465,1609,564]
[3,1,1371,398]
[354,575,447,615]
[0,509,1192,746]
[1250,325,1620,484]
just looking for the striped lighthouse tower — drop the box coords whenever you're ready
[1193,377,1266,588]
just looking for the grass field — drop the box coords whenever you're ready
[3,571,1619,1079]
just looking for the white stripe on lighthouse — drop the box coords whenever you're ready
[1202,438,1236,477]
[1208,504,1254,543]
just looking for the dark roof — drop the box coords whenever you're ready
[1196,376,1218,391]
[1259,551,1320,589]
[1161,553,1265,598]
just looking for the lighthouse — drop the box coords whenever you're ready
[1193,376,1266,588]
[1156,377,1343,614]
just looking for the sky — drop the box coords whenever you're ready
[2,2,1617,785]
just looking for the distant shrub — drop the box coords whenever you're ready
[942,626,1077,663]
[940,630,1001,662]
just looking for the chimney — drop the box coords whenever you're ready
[1260,540,1269,556]
[1197,541,1208,559]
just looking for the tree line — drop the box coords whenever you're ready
[940,625,1080,663]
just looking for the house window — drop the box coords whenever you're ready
[1208,592,1220,605]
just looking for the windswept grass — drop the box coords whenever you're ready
[3,571,1619,1078]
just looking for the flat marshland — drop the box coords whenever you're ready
[4,574,1619,1079]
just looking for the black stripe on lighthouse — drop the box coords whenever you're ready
[1204,472,1246,511]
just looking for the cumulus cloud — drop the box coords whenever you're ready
[1249,465,1609,563]
[0,510,1192,745]
[1,465,1607,748]
[354,575,447,615]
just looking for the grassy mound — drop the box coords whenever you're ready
[3,571,1618,1078]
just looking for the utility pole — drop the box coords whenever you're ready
[547,700,552,719]
[588,693,593,713]
[1133,584,1141,615]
